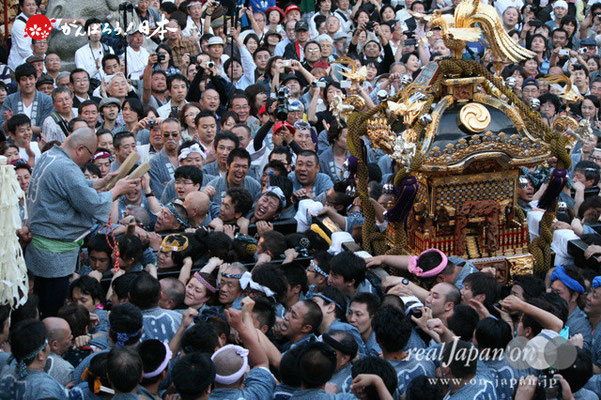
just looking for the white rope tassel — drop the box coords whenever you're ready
[0,156,28,307]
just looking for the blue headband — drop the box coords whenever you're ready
[551,265,585,294]
[592,276,601,289]
[9,339,48,379]
[221,272,244,279]
[109,324,142,347]
[306,291,343,311]
[310,259,329,279]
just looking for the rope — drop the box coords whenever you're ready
[346,58,568,272]
[104,215,120,273]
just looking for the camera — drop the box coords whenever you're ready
[156,53,166,63]
[282,60,292,68]
[405,38,417,46]
[170,106,178,119]
[580,47,589,54]
[537,369,559,398]
[401,295,424,319]
[311,78,327,88]
[119,2,134,11]
[207,61,215,69]
[365,21,375,31]
[530,19,542,27]
[559,49,571,57]
[147,120,157,128]
[275,86,291,121]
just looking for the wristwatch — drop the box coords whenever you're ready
[145,192,155,198]
[402,278,409,285]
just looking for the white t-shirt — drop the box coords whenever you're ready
[22,102,33,118]
[18,141,41,164]
[125,46,150,80]
[74,43,114,81]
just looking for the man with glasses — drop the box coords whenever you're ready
[149,119,182,197]
[25,127,139,318]
[171,165,203,202]
[230,92,260,135]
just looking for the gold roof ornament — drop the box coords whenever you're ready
[330,57,367,118]
[538,75,583,106]
[366,118,395,154]
[458,103,491,133]
[427,0,536,62]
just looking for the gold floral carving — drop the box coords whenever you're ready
[506,254,534,284]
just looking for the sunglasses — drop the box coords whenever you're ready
[163,132,179,138]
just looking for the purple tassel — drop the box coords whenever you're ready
[347,156,358,176]
[538,169,568,210]
[385,176,419,223]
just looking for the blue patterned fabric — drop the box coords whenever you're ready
[140,307,182,343]
[0,366,68,400]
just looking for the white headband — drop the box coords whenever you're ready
[142,342,173,378]
[179,143,206,161]
[212,345,249,384]
[239,271,276,297]
[264,186,286,207]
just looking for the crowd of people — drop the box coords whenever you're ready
[3,0,601,398]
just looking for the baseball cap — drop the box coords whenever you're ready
[26,55,43,64]
[522,77,539,89]
[207,36,224,46]
[312,61,330,70]
[99,97,122,111]
[582,37,597,46]
[334,32,348,41]
[274,121,295,134]
[285,4,301,14]
[36,74,54,88]
[265,30,282,40]
[211,17,224,29]
[281,74,300,85]
[295,20,309,32]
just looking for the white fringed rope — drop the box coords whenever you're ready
[0,156,28,307]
